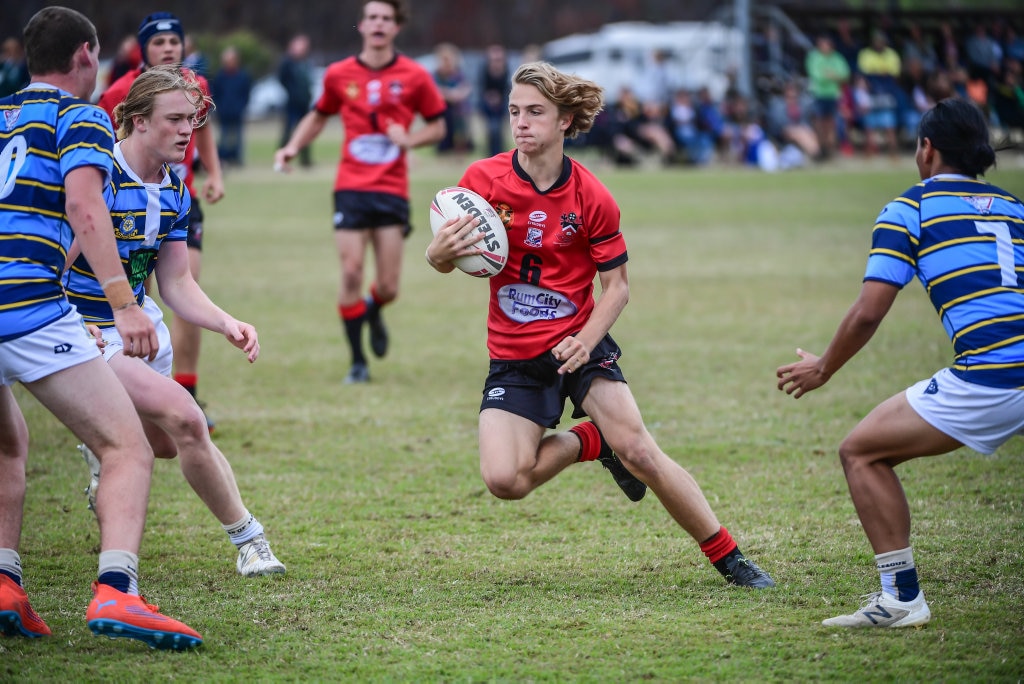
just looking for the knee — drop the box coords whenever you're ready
[481,472,529,501]
[164,405,210,451]
[837,435,870,474]
[608,432,659,478]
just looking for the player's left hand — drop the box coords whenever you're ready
[85,324,107,350]
[553,336,590,375]
[223,318,260,363]
[384,120,409,149]
[776,348,829,398]
[202,175,225,204]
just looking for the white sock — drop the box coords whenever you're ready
[98,549,140,596]
[875,547,918,601]
[223,511,264,547]
[0,548,22,583]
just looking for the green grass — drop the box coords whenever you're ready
[4,123,1024,682]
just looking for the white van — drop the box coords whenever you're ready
[542,21,743,104]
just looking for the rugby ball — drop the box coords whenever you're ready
[429,186,509,277]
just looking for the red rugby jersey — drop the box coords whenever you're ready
[98,67,211,197]
[316,54,446,198]
[459,151,628,360]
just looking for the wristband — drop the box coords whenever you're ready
[103,278,137,311]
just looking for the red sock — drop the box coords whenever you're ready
[699,526,738,564]
[569,421,601,462]
[174,373,198,397]
[339,301,367,321]
[368,283,393,307]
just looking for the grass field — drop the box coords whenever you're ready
[4,123,1024,682]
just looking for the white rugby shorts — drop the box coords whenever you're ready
[98,296,174,377]
[0,308,100,385]
[906,367,1024,455]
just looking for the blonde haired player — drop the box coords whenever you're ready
[425,62,775,588]
[66,65,285,578]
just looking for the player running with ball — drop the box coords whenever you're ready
[425,62,775,589]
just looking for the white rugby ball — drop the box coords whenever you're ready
[429,186,509,278]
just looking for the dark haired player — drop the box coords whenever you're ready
[778,98,1024,627]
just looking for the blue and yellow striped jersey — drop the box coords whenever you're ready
[0,85,114,341]
[864,175,1024,388]
[64,141,189,328]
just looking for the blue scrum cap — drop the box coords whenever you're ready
[137,12,184,61]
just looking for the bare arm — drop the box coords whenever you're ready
[386,116,446,150]
[553,264,630,375]
[65,166,158,360]
[154,240,259,362]
[193,122,225,204]
[776,279,900,398]
[274,109,329,171]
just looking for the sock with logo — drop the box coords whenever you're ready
[569,421,603,462]
[875,547,919,602]
[98,550,140,596]
[0,548,22,585]
[700,526,744,577]
[223,511,264,548]
[339,302,367,365]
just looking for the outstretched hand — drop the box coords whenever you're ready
[776,348,829,399]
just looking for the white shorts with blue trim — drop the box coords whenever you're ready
[906,368,1024,455]
[98,296,174,377]
[0,308,101,385]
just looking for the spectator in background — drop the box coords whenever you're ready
[211,45,252,166]
[900,56,933,138]
[278,33,314,167]
[965,22,1002,86]
[805,33,850,159]
[669,88,713,165]
[901,23,938,75]
[765,80,820,163]
[479,44,510,157]
[834,18,863,75]
[182,34,207,78]
[695,85,726,162]
[433,42,473,155]
[938,21,961,72]
[857,30,901,156]
[0,37,28,97]
[991,57,1024,133]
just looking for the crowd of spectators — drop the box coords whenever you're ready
[571,16,1024,170]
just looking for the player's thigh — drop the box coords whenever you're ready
[478,408,545,483]
[109,353,201,429]
[580,378,649,455]
[23,357,146,451]
[334,228,370,269]
[842,391,963,465]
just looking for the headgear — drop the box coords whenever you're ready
[137,12,184,63]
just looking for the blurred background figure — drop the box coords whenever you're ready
[805,33,849,160]
[479,44,510,157]
[278,33,314,168]
[0,37,29,97]
[106,35,141,89]
[183,34,208,78]
[433,42,473,155]
[212,45,252,166]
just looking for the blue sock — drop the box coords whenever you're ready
[97,571,131,593]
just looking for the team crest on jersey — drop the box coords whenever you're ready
[556,212,583,246]
[388,80,403,99]
[525,226,543,248]
[964,195,993,214]
[346,82,359,100]
[115,213,138,239]
[3,107,20,131]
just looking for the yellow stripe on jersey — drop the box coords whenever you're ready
[0,202,66,219]
[918,235,994,257]
[868,247,915,266]
[938,286,1024,319]
[0,293,64,311]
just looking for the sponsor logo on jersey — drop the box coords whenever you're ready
[487,387,505,398]
[525,210,547,247]
[3,107,20,131]
[524,227,543,248]
[367,79,382,105]
[498,283,577,323]
[964,195,993,214]
[53,343,73,354]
